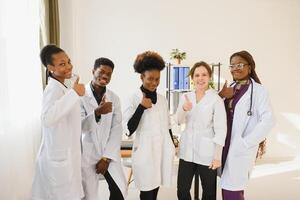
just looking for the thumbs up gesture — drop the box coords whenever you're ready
[141,93,152,109]
[182,94,193,111]
[95,95,113,116]
[219,80,234,99]
[72,76,85,96]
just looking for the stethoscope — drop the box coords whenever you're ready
[230,79,253,116]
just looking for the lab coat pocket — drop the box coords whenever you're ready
[132,139,149,166]
[233,137,257,157]
[196,136,215,157]
[132,137,153,186]
[132,135,158,171]
[229,154,253,185]
[46,149,72,186]
[152,135,163,163]
[82,141,95,166]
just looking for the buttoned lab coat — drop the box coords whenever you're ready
[176,89,227,166]
[81,84,127,199]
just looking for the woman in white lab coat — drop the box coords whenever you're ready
[123,51,175,200]
[31,45,85,200]
[219,51,275,200]
[176,61,227,200]
[81,57,127,200]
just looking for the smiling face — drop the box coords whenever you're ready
[230,55,251,81]
[92,65,113,87]
[192,66,210,91]
[47,51,73,81]
[141,69,160,91]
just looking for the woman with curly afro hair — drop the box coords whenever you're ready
[123,51,175,200]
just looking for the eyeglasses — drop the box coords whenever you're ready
[229,63,249,70]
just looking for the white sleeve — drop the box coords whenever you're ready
[212,97,227,146]
[103,96,123,161]
[213,144,223,161]
[42,88,79,127]
[175,94,188,125]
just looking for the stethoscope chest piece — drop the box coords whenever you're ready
[247,110,252,116]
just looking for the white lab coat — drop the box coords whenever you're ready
[32,78,84,200]
[220,79,275,191]
[81,84,127,199]
[123,90,175,191]
[176,89,227,166]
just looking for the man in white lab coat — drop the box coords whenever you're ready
[80,57,127,200]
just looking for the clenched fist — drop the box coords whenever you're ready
[95,95,112,116]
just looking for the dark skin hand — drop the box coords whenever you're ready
[140,93,152,109]
[219,80,234,99]
[95,95,112,116]
[95,158,111,175]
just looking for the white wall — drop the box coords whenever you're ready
[59,0,300,159]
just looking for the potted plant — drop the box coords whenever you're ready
[208,80,215,89]
[170,48,186,65]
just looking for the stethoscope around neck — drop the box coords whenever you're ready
[230,79,253,116]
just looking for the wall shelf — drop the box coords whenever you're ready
[165,62,222,114]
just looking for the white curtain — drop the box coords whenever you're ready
[0,0,42,199]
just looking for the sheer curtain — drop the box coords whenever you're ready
[40,0,60,87]
[0,0,43,199]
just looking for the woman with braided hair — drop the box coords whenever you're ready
[219,50,275,200]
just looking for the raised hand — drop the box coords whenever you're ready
[219,80,234,99]
[72,76,85,96]
[182,94,193,111]
[141,93,152,109]
[95,95,113,116]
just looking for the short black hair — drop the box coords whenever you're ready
[40,44,64,67]
[94,57,114,70]
[133,51,165,74]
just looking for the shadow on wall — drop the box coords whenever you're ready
[260,112,300,160]
[278,113,300,154]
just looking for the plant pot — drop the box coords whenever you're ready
[176,59,181,65]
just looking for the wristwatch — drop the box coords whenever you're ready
[102,157,111,163]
